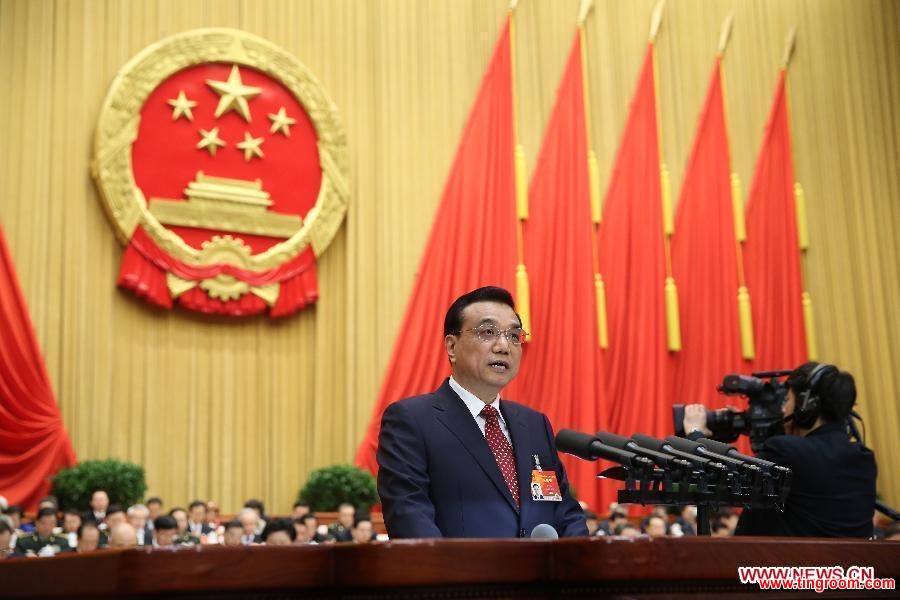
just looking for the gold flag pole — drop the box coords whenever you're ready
[649,0,681,352]
[717,13,755,360]
[509,0,532,337]
[781,25,816,360]
[577,0,608,348]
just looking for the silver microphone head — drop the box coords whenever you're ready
[530,523,559,540]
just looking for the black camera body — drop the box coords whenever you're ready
[673,370,791,453]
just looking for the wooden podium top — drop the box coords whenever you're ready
[2,536,898,599]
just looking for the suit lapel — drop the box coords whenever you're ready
[433,381,519,513]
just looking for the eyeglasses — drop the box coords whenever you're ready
[455,323,528,346]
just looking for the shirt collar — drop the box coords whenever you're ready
[448,376,506,426]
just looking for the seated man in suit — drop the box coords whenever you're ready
[377,286,587,539]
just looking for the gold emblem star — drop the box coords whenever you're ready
[196,127,226,156]
[236,131,264,161]
[167,91,198,121]
[268,107,296,136]
[206,65,262,122]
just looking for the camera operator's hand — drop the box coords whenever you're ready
[683,404,712,437]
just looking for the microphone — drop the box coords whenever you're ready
[664,435,759,475]
[694,437,783,474]
[597,431,693,472]
[630,433,729,477]
[530,523,559,540]
[555,429,655,471]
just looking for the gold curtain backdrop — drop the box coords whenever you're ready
[0,0,897,513]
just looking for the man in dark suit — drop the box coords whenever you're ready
[684,362,877,538]
[377,286,587,539]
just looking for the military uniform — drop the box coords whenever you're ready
[13,532,73,556]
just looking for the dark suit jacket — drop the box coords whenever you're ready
[377,379,587,539]
[736,423,876,538]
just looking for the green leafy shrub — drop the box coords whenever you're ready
[51,459,147,510]
[299,464,378,512]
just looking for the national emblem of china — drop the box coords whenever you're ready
[92,29,348,317]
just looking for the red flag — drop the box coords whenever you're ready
[597,44,672,439]
[521,32,612,510]
[0,224,77,510]
[670,57,748,407]
[355,18,521,472]
[744,70,808,371]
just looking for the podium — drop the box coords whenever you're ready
[2,537,898,598]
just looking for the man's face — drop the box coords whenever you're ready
[292,505,309,519]
[189,505,206,523]
[63,513,82,533]
[91,491,109,512]
[223,527,243,546]
[293,522,310,543]
[445,301,522,401]
[265,530,293,546]
[240,513,257,535]
[155,528,177,547]
[35,515,56,538]
[207,503,219,521]
[172,510,188,533]
[78,527,100,552]
[338,506,354,528]
[646,517,667,538]
[147,502,161,520]
[106,512,127,529]
[352,521,373,544]
[128,508,148,530]
[109,524,137,549]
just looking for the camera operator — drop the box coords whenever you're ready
[683,362,876,538]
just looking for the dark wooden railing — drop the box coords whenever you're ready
[2,536,898,598]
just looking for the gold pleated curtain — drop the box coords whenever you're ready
[1,0,898,513]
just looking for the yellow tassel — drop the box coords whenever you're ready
[794,182,808,250]
[515,264,532,337]
[664,276,682,351]
[731,172,746,242]
[802,291,817,360]
[737,285,755,360]
[515,144,528,220]
[594,273,609,348]
[589,150,602,224]
[661,163,673,235]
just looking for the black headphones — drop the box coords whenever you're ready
[793,363,838,429]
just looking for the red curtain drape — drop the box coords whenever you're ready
[355,17,521,472]
[596,45,672,440]
[744,70,808,370]
[0,223,77,510]
[520,32,614,511]
[669,57,753,455]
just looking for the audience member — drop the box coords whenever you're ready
[127,504,152,546]
[13,507,72,556]
[146,497,163,529]
[644,514,668,538]
[583,510,599,536]
[262,518,296,546]
[292,501,311,520]
[108,523,138,549]
[77,521,103,552]
[187,500,213,537]
[238,508,262,545]
[292,518,311,544]
[351,515,374,544]
[614,523,640,538]
[243,499,267,535]
[169,507,199,544]
[153,515,180,548]
[301,514,325,543]
[85,490,110,526]
[105,505,127,531]
[222,520,244,547]
[206,501,221,529]
[327,502,355,542]
[670,505,697,537]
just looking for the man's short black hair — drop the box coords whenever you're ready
[262,518,296,542]
[5,505,23,517]
[146,497,163,506]
[188,500,206,511]
[64,508,81,516]
[168,507,186,517]
[223,519,242,532]
[353,513,372,528]
[106,504,125,517]
[293,500,310,509]
[36,507,57,520]
[244,499,266,516]
[154,515,177,531]
[443,286,518,336]
[300,514,317,526]
[77,521,100,538]
[787,362,856,423]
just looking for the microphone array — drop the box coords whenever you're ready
[555,429,791,511]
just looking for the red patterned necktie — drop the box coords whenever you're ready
[480,405,519,506]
